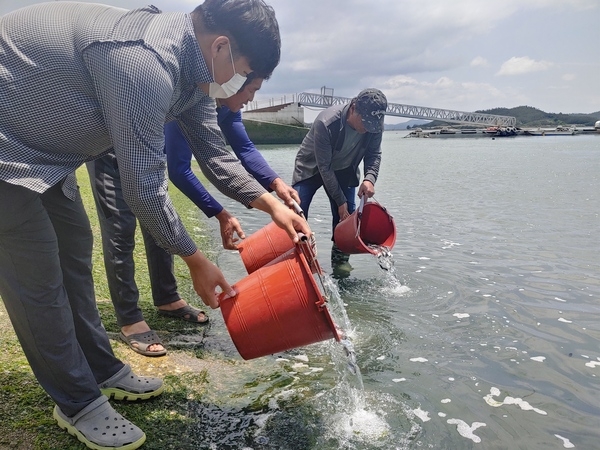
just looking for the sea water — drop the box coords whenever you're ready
[192,131,600,449]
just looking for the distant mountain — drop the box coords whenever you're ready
[422,106,599,128]
[385,119,430,130]
[477,106,599,127]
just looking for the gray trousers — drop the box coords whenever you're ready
[86,152,180,327]
[0,180,124,417]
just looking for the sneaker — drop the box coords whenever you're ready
[54,395,146,450]
[99,364,164,401]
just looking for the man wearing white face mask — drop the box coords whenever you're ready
[209,43,248,98]
[0,0,310,448]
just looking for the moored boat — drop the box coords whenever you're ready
[484,126,519,137]
[524,126,578,136]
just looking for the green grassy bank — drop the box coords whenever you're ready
[242,119,308,145]
[0,167,224,450]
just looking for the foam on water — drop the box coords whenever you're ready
[584,358,600,368]
[453,313,470,319]
[410,357,428,363]
[441,239,462,249]
[555,434,575,448]
[412,407,431,422]
[483,387,547,415]
[446,419,486,443]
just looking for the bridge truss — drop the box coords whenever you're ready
[297,92,516,127]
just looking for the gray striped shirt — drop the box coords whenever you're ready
[0,2,266,256]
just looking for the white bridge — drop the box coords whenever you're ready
[296,92,517,127]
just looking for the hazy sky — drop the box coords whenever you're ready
[2,0,599,123]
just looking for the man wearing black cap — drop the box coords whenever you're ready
[292,88,387,269]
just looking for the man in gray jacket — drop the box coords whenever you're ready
[292,88,387,267]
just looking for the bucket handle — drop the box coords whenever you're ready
[291,199,304,217]
[358,194,367,216]
[292,199,318,259]
[296,233,330,310]
[292,201,326,298]
[355,195,368,239]
[354,195,394,238]
[359,196,394,221]
[297,232,322,275]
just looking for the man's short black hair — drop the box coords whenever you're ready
[192,0,281,80]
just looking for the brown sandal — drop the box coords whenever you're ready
[119,330,166,357]
[157,304,209,324]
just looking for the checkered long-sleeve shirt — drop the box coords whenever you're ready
[0,2,266,256]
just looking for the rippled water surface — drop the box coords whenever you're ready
[193,131,599,449]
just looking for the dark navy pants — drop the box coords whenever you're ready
[292,173,356,237]
[0,179,124,416]
[86,152,180,327]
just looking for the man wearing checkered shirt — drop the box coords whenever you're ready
[0,1,309,448]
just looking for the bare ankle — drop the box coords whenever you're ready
[158,299,186,311]
[121,321,150,336]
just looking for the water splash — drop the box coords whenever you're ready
[316,274,399,447]
[301,263,417,447]
[323,389,392,448]
[366,247,411,299]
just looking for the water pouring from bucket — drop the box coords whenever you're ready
[333,196,396,257]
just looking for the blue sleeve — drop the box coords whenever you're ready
[164,121,223,218]
[218,107,279,190]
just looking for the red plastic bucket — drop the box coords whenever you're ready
[237,221,294,274]
[219,245,341,360]
[333,197,396,255]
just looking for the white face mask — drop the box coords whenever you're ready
[209,44,247,99]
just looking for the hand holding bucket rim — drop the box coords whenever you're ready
[259,196,313,245]
[182,250,236,309]
[290,198,316,246]
[250,194,312,244]
[355,195,367,238]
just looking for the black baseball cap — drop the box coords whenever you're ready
[354,88,387,133]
